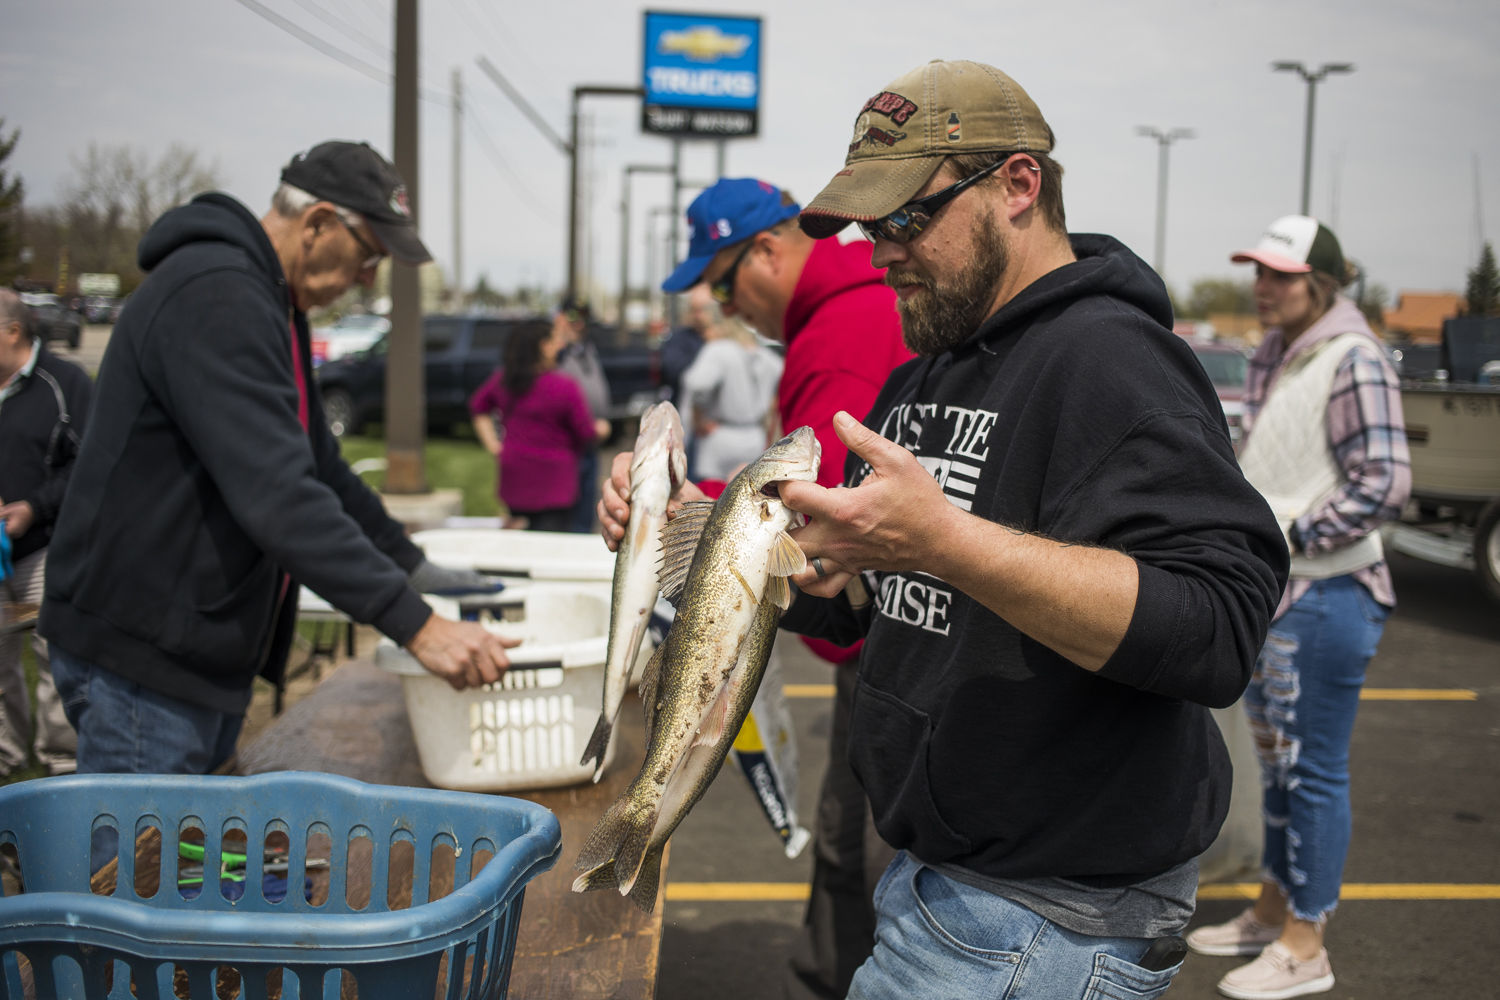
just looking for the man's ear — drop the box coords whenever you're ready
[301,203,337,246]
[1002,155,1042,222]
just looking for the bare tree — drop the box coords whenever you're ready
[0,119,23,283]
[23,142,221,294]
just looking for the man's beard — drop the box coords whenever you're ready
[886,209,1009,356]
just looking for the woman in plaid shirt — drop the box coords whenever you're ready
[1188,217,1410,1000]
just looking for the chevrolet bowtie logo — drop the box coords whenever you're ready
[658,25,751,62]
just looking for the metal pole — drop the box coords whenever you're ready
[1301,75,1317,216]
[386,0,426,494]
[716,139,726,179]
[567,90,580,302]
[619,165,673,329]
[452,67,462,306]
[668,139,682,327]
[1155,139,1169,275]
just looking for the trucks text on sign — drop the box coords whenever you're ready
[642,11,762,137]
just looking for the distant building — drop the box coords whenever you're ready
[1383,291,1463,344]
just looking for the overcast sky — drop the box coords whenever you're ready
[4,0,1498,304]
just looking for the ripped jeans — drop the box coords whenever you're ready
[1245,575,1389,922]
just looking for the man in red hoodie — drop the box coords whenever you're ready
[598,177,911,999]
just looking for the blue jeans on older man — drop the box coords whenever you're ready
[1244,574,1389,923]
[848,852,1180,999]
[50,646,243,775]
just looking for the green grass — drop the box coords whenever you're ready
[339,431,502,517]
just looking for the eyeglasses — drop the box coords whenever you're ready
[339,217,386,271]
[709,241,756,304]
[857,154,1016,245]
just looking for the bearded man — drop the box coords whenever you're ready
[771,61,1288,998]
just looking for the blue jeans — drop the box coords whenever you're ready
[571,449,600,533]
[848,852,1180,999]
[51,647,244,775]
[1244,575,1389,921]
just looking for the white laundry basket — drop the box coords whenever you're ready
[377,587,622,792]
[412,528,615,581]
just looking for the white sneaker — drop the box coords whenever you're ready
[1217,941,1335,999]
[1186,907,1284,957]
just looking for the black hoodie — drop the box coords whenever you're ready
[40,193,431,713]
[781,235,1287,882]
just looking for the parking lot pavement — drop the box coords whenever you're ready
[658,553,1500,999]
[49,323,112,375]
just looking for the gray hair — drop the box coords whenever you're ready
[271,182,364,228]
[0,288,29,335]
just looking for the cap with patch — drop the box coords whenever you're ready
[800,60,1054,240]
[661,178,800,293]
[280,141,433,266]
[1231,215,1345,278]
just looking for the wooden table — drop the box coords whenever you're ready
[1,602,39,635]
[236,661,664,999]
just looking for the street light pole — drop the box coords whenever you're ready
[1273,61,1354,215]
[1136,126,1194,276]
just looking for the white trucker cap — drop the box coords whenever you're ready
[1231,215,1345,277]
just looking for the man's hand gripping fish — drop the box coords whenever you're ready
[572,427,821,911]
[580,401,687,781]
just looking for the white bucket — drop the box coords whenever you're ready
[412,528,615,582]
[376,587,627,792]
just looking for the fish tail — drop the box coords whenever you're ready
[571,859,618,893]
[579,711,613,779]
[574,785,657,891]
[626,846,665,912]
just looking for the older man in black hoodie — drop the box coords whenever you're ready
[775,62,1287,999]
[41,142,514,775]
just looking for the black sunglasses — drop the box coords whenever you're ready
[710,240,756,305]
[339,217,387,270]
[857,154,1016,245]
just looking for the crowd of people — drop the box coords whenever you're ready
[0,56,1412,1000]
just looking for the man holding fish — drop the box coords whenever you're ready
[599,60,1286,1000]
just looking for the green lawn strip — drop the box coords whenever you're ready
[338,433,501,517]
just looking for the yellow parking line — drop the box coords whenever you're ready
[1361,688,1477,700]
[781,686,1477,701]
[1197,884,1500,900]
[666,882,811,901]
[667,883,1500,903]
[784,684,836,698]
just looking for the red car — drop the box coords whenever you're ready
[1186,338,1249,442]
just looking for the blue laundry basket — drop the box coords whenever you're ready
[0,772,561,999]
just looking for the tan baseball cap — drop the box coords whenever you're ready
[800,60,1054,240]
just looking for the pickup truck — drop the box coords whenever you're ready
[313,315,662,438]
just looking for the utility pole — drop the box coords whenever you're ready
[1273,61,1354,216]
[452,67,462,307]
[620,164,673,326]
[386,0,426,493]
[1136,127,1194,276]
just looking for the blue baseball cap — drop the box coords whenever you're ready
[661,178,801,293]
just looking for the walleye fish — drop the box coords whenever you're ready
[572,427,822,912]
[580,401,687,781]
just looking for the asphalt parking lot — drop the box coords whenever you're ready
[656,552,1500,999]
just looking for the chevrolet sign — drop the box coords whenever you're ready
[642,11,762,137]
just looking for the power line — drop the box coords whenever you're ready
[285,0,388,57]
[475,56,570,154]
[230,0,390,85]
[464,106,559,223]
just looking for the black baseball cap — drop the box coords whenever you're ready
[280,141,433,265]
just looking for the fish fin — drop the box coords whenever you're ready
[574,783,657,886]
[626,846,664,912]
[571,859,618,893]
[692,684,734,749]
[639,640,667,740]
[579,713,613,780]
[766,529,806,578]
[767,573,791,611]
[658,500,715,604]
